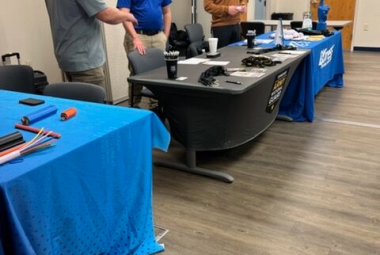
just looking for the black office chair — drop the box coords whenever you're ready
[127,48,165,105]
[184,23,205,44]
[240,21,265,38]
[43,82,106,103]
[186,41,209,59]
[0,65,35,93]
[127,48,166,119]
[290,21,318,30]
[184,23,207,59]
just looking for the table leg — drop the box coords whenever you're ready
[130,83,134,107]
[276,115,293,122]
[154,149,234,183]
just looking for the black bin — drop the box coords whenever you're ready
[271,12,294,20]
[33,71,49,95]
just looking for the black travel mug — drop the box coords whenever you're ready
[246,34,255,49]
[166,58,178,79]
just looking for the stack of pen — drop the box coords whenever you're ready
[164,51,180,60]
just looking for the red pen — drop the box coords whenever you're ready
[14,124,61,139]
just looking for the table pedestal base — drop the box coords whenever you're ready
[154,149,234,183]
[276,115,293,122]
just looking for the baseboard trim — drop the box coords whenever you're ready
[353,47,380,52]
[109,96,128,105]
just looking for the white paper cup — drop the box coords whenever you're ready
[208,38,218,53]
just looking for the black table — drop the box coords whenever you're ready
[129,47,308,183]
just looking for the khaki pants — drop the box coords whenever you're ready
[65,66,105,88]
[124,32,167,107]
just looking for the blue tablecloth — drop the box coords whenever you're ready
[0,90,170,255]
[235,31,344,121]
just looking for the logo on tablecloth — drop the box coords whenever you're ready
[289,41,310,48]
[266,68,289,113]
[319,45,335,68]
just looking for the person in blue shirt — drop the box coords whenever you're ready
[45,0,137,88]
[117,0,172,108]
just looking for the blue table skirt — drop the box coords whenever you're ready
[279,31,344,121]
[233,31,344,121]
[0,90,170,255]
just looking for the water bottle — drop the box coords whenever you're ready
[302,11,312,30]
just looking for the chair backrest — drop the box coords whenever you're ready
[43,82,106,103]
[169,22,179,40]
[169,22,188,48]
[184,23,204,43]
[186,41,209,59]
[127,48,166,75]
[240,22,265,38]
[290,21,318,30]
[0,65,35,93]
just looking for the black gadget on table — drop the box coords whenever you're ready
[19,98,45,106]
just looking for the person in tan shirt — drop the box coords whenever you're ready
[204,0,247,48]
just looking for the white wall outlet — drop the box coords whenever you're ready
[25,60,32,67]
[363,23,369,31]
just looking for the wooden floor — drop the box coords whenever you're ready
[147,51,380,255]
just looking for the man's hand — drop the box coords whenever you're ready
[228,5,240,16]
[228,4,247,16]
[127,13,138,26]
[238,4,247,14]
[97,7,138,25]
[133,37,146,55]
[119,8,138,25]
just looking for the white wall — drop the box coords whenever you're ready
[102,0,130,103]
[171,0,192,30]
[0,17,8,56]
[353,0,380,48]
[0,0,61,82]
[197,0,212,39]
